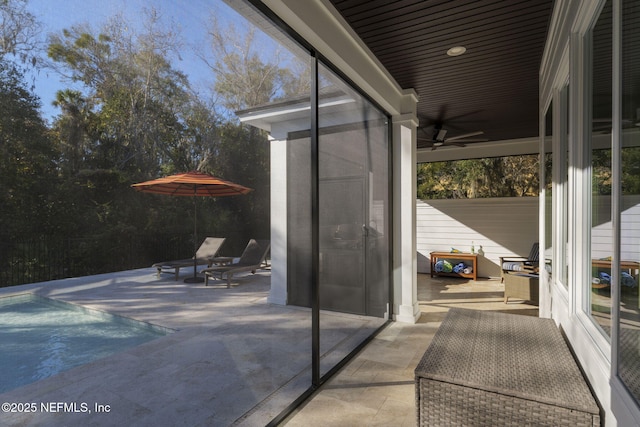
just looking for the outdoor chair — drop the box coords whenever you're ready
[500,243,539,283]
[202,239,270,287]
[153,237,226,281]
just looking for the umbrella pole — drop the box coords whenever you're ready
[184,187,204,283]
[192,195,197,278]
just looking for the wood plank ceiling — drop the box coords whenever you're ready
[328,0,554,149]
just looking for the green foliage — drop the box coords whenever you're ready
[0,5,313,283]
[417,155,540,199]
[0,60,59,239]
[199,122,270,242]
[622,146,640,195]
[418,148,638,201]
[592,149,612,195]
[48,18,194,175]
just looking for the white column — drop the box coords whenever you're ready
[268,137,288,305]
[393,105,420,323]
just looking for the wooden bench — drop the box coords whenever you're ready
[430,251,477,281]
[415,308,601,426]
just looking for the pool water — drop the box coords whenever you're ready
[0,294,171,394]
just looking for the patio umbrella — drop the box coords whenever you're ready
[132,171,252,283]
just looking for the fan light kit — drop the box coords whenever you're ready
[447,46,466,56]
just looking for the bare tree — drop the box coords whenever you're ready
[200,12,310,116]
[0,0,40,65]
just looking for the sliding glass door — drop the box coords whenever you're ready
[317,62,390,375]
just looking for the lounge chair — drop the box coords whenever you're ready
[500,243,539,283]
[202,239,270,287]
[153,237,226,281]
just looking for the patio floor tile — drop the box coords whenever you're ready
[0,270,536,426]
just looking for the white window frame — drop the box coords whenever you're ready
[571,0,613,354]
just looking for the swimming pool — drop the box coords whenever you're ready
[0,294,172,394]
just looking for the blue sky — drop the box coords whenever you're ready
[25,0,247,121]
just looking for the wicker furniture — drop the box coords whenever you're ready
[415,309,601,426]
[500,243,539,282]
[504,273,539,304]
[430,252,478,281]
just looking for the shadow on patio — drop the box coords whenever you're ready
[282,274,538,426]
[0,267,384,426]
[0,270,537,426]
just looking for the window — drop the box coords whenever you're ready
[617,0,640,404]
[589,0,613,335]
[544,102,553,282]
[558,84,570,289]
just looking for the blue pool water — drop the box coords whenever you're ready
[0,294,171,394]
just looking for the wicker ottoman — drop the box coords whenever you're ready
[504,273,539,304]
[415,309,601,426]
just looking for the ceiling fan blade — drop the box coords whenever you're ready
[446,141,467,147]
[446,131,484,142]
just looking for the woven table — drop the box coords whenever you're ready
[503,273,539,304]
[415,308,601,426]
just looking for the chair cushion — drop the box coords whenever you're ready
[502,262,524,271]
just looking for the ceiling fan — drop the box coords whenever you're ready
[417,124,488,150]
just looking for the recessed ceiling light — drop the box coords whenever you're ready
[447,46,466,57]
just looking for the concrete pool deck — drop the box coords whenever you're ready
[0,268,384,426]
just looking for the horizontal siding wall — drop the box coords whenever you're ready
[417,197,539,278]
[593,195,640,261]
[621,196,640,260]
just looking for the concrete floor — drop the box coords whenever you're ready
[281,274,538,426]
[0,268,384,426]
[0,271,537,426]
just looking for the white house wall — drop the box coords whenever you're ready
[591,196,640,261]
[417,198,539,277]
[268,137,288,306]
[539,0,640,424]
[253,0,421,323]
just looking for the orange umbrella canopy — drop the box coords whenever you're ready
[132,171,252,283]
[131,171,252,197]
